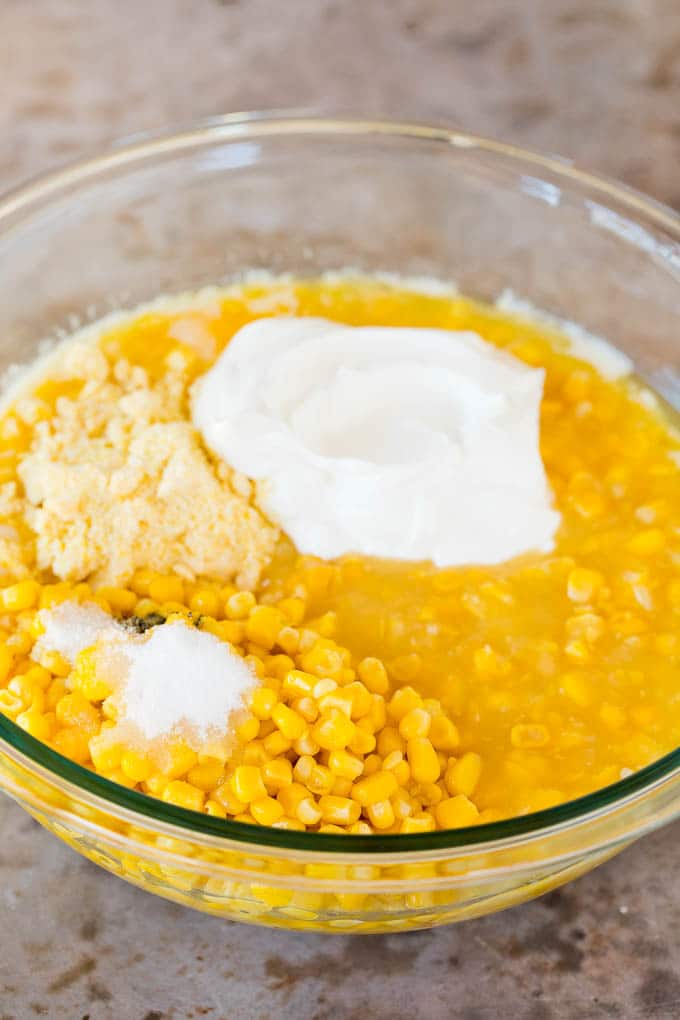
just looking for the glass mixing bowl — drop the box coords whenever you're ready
[0,115,678,933]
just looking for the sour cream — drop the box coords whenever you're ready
[192,317,560,567]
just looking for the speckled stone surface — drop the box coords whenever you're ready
[1,2,680,1018]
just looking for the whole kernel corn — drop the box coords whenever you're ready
[407,737,441,784]
[445,753,482,797]
[0,580,40,612]
[436,795,480,828]
[352,770,399,806]
[162,780,204,812]
[313,709,356,751]
[230,765,267,803]
[399,707,431,740]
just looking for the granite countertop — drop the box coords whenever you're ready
[1,2,679,1017]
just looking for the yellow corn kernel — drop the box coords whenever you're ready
[366,799,396,830]
[148,575,185,604]
[416,781,443,806]
[52,726,91,764]
[187,761,224,791]
[96,586,137,614]
[225,591,257,620]
[407,737,440,784]
[143,773,169,798]
[205,800,227,818]
[133,598,162,618]
[400,814,436,834]
[358,657,389,695]
[352,770,399,807]
[251,796,285,826]
[313,709,356,751]
[55,692,100,733]
[278,596,306,626]
[296,796,322,826]
[231,765,267,804]
[39,583,73,609]
[89,734,122,773]
[272,818,306,831]
[562,671,592,707]
[387,686,422,721]
[39,650,71,678]
[271,703,307,741]
[262,730,292,757]
[428,715,460,751]
[277,781,309,815]
[398,707,431,740]
[16,709,51,741]
[567,567,604,604]
[242,740,269,766]
[319,795,361,826]
[0,689,23,717]
[249,687,278,720]
[70,648,113,702]
[282,669,315,698]
[8,674,44,711]
[511,724,550,749]
[348,727,376,756]
[119,749,153,784]
[327,749,364,781]
[158,742,198,780]
[436,794,479,829]
[318,688,355,718]
[235,714,260,744]
[162,780,204,812]
[245,606,285,650]
[293,729,321,756]
[0,580,40,612]
[262,758,293,791]
[376,726,406,757]
[188,588,220,618]
[628,529,665,556]
[277,626,300,656]
[445,753,482,797]
[130,568,155,596]
[291,696,318,723]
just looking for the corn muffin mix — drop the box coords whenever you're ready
[0,276,678,834]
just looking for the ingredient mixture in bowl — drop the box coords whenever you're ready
[0,275,677,833]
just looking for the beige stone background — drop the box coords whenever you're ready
[0,1,679,1018]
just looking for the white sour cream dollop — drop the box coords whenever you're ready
[192,317,560,567]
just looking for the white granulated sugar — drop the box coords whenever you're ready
[115,620,256,743]
[32,600,120,666]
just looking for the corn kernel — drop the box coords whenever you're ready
[148,575,185,604]
[352,770,398,807]
[407,737,440,784]
[272,703,307,741]
[313,709,356,751]
[445,753,482,797]
[0,580,40,612]
[366,799,395,830]
[567,567,604,604]
[251,796,285,826]
[162,780,204,812]
[399,707,431,740]
[436,795,480,828]
[231,765,267,803]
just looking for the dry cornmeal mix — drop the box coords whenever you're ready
[0,275,677,834]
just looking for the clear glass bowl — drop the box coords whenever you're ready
[0,114,678,933]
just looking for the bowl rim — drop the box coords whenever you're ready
[0,111,678,855]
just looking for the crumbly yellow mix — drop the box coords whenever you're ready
[0,275,677,831]
[12,340,277,588]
